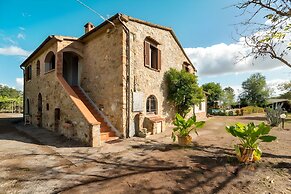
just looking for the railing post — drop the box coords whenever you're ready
[91,124,101,147]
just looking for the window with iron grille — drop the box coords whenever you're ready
[146,95,157,114]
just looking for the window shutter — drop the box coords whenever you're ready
[157,49,161,70]
[144,41,150,67]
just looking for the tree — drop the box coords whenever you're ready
[165,68,204,117]
[235,0,291,68]
[0,85,23,112]
[221,87,236,109]
[202,82,223,108]
[0,85,22,98]
[278,81,291,99]
[239,73,270,107]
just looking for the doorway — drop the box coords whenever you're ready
[37,93,42,127]
[54,108,60,131]
[63,52,79,86]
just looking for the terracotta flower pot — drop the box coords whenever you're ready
[237,145,254,163]
[177,135,192,146]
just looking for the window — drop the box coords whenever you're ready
[25,98,30,114]
[25,65,32,81]
[199,102,202,111]
[44,51,55,72]
[144,38,161,71]
[36,60,40,76]
[46,103,49,111]
[146,95,157,114]
[55,108,60,120]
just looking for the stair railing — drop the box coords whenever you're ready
[78,86,122,137]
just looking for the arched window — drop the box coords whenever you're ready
[146,95,157,114]
[44,51,55,72]
[36,60,40,76]
[25,65,32,81]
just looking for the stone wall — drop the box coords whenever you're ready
[24,41,93,145]
[125,20,195,133]
[81,23,126,136]
[23,16,204,142]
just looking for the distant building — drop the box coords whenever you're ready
[20,13,206,146]
[267,99,291,112]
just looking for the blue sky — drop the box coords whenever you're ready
[0,0,290,96]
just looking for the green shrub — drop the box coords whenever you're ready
[165,68,204,117]
[235,109,240,116]
[241,106,264,115]
[218,110,226,116]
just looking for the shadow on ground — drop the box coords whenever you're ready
[0,117,85,148]
[239,116,267,121]
[46,141,246,193]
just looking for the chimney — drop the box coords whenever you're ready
[84,22,94,33]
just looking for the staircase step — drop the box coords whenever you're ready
[103,136,120,143]
[100,132,117,141]
[101,130,115,137]
[71,86,118,143]
[100,132,110,140]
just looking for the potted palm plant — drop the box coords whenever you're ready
[171,113,205,146]
[226,122,277,163]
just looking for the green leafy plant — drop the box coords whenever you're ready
[171,113,205,142]
[226,122,276,162]
[165,68,204,117]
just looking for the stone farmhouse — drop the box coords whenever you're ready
[21,13,207,146]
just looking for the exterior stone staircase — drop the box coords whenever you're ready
[71,86,119,143]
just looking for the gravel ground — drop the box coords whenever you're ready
[0,113,290,194]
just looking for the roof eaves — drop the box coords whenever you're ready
[127,15,196,71]
[20,35,55,68]
[79,13,120,41]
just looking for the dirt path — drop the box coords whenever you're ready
[0,113,290,194]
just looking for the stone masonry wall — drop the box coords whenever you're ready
[125,20,195,132]
[81,23,126,135]
[24,41,93,145]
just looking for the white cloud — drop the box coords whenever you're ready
[0,83,8,87]
[0,46,31,56]
[220,84,243,100]
[3,37,17,45]
[267,79,289,97]
[222,79,288,99]
[17,33,25,40]
[185,38,291,76]
[16,78,23,90]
